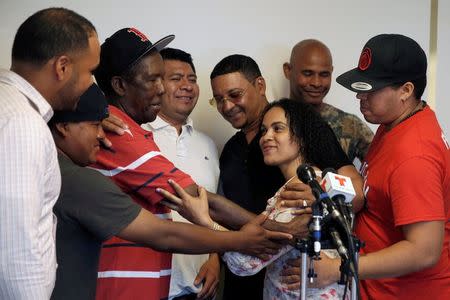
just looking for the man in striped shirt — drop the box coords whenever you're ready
[0,8,100,299]
[93,27,299,300]
[51,83,291,300]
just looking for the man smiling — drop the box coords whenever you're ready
[51,83,284,300]
[283,39,373,162]
[142,48,221,300]
[93,29,292,300]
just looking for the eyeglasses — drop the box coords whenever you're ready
[209,81,254,108]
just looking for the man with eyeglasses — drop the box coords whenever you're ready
[209,54,285,300]
[209,54,364,299]
[93,29,300,300]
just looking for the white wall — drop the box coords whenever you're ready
[436,0,450,137]
[1,0,444,152]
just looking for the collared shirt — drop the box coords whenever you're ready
[0,69,61,299]
[142,115,220,299]
[142,115,219,193]
[93,106,195,300]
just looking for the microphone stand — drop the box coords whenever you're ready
[296,226,362,300]
[296,238,309,300]
[296,164,362,299]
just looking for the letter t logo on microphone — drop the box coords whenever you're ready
[321,179,327,191]
[334,176,347,186]
[321,172,355,203]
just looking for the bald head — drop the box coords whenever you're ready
[283,39,333,106]
[289,39,332,65]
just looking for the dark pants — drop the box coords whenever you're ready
[172,293,197,300]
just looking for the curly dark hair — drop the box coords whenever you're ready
[261,98,348,170]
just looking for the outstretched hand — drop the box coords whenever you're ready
[238,213,293,259]
[157,180,213,228]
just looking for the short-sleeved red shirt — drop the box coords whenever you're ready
[92,106,195,300]
[355,106,450,299]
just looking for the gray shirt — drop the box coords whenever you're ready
[51,153,141,300]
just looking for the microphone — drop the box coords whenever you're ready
[321,169,356,203]
[297,164,328,201]
[297,164,325,257]
[299,165,359,285]
[321,168,355,230]
[309,202,323,258]
[329,226,350,261]
[297,164,345,225]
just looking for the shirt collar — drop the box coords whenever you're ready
[0,69,53,122]
[143,115,194,133]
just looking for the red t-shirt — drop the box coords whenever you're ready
[91,106,195,300]
[355,106,450,299]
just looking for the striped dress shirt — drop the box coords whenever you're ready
[0,70,61,299]
[92,106,194,300]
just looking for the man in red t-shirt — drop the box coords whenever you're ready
[312,34,450,299]
[93,28,302,300]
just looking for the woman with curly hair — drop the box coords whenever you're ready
[222,98,353,299]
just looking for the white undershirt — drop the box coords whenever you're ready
[142,115,220,298]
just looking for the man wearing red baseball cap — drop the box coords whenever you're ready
[314,34,450,299]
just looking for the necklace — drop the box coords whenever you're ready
[398,101,426,125]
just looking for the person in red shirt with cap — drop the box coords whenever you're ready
[307,34,450,300]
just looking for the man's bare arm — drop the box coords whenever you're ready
[118,207,292,255]
[159,180,310,239]
[206,191,257,230]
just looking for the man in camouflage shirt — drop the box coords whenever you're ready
[283,39,374,162]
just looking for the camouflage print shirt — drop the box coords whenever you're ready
[318,103,374,162]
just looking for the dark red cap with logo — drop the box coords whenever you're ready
[95,27,174,94]
[336,34,427,92]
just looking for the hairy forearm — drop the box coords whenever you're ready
[119,209,281,257]
[138,219,246,254]
[119,209,240,253]
[206,191,256,229]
